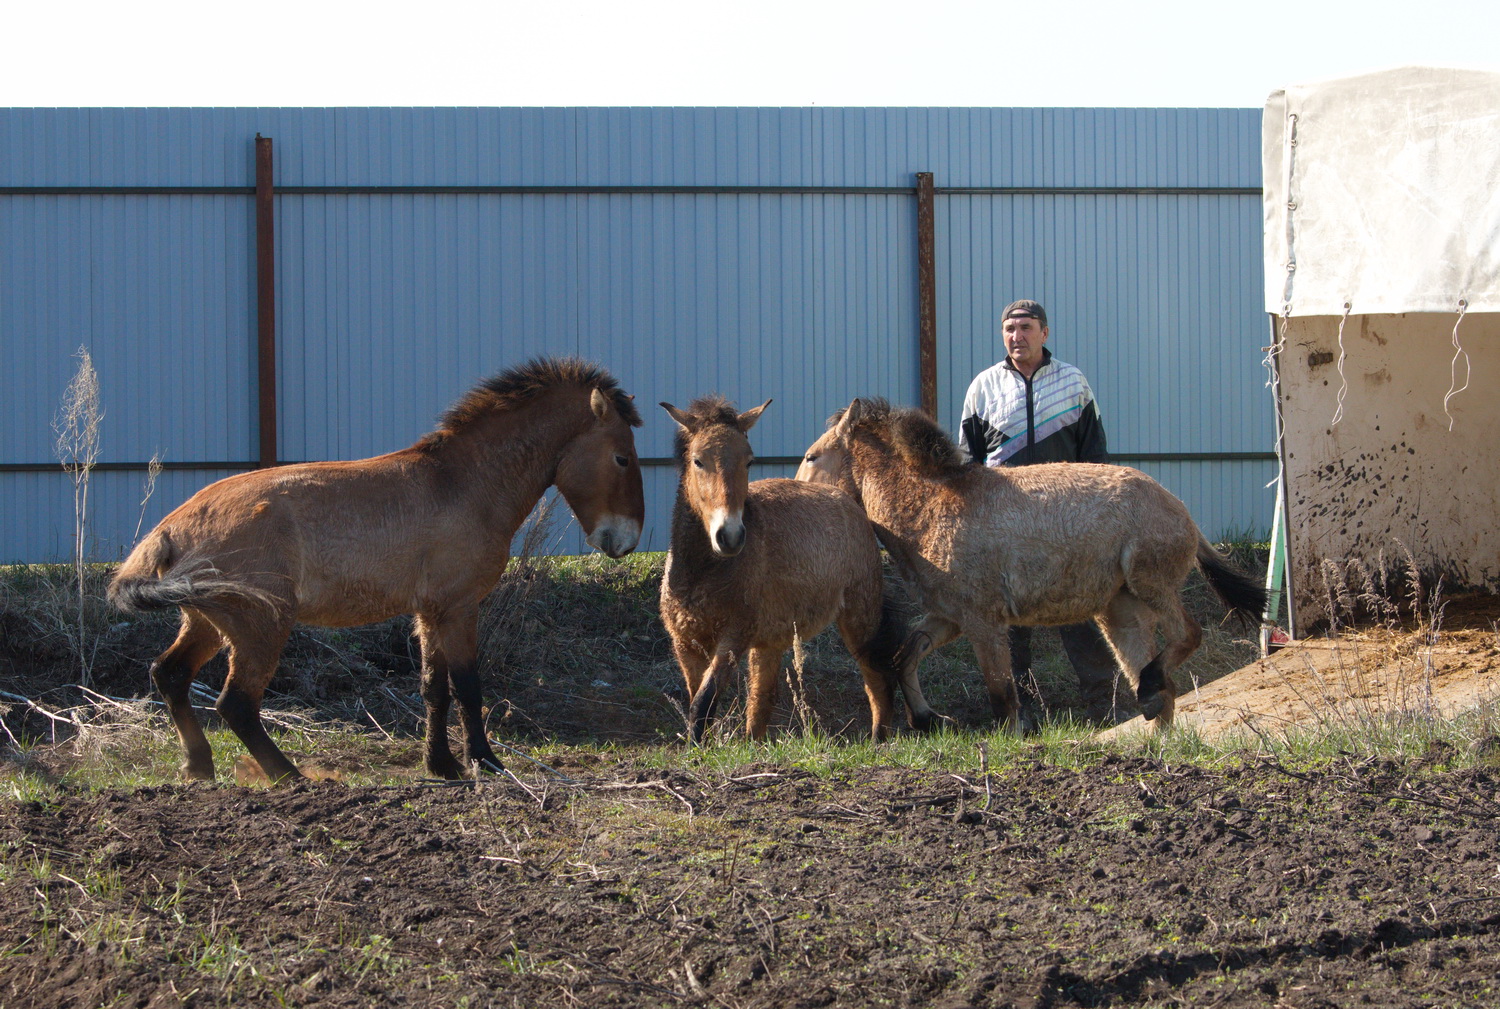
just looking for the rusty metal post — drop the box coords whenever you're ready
[915,172,938,418]
[255,134,278,468]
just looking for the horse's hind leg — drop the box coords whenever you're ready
[894,614,960,732]
[969,627,1023,734]
[1099,590,1196,727]
[150,611,225,780]
[745,644,787,741]
[835,596,899,742]
[1097,592,1157,714]
[215,618,300,784]
[1133,596,1201,727]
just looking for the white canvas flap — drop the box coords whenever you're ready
[1263,66,1500,316]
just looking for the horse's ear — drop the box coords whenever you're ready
[660,401,695,431]
[736,399,772,433]
[590,388,612,421]
[835,398,864,436]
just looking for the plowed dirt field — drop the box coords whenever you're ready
[5,753,1500,1008]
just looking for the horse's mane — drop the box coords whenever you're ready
[831,398,970,478]
[671,394,742,464]
[421,357,642,451]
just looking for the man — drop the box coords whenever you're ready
[958,299,1130,725]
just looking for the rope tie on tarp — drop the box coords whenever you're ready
[1330,301,1352,426]
[1443,298,1470,431]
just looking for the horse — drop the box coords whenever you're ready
[795,397,1265,733]
[657,396,905,743]
[108,357,645,784]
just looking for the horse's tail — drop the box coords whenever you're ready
[856,592,908,690]
[108,531,278,615]
[1195,535,1267,627]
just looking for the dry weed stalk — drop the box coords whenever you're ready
[1282,543,1450,733]
[52,347,104,685]
[784,625,825,738]
[132,451,164,542]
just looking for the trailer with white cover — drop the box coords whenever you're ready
[1262,65,1500,635]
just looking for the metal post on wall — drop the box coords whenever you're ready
[915,172,938,418]
[254,134,278,468]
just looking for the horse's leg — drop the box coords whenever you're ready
[419,605,502,778]
[688,650,736,744]
[894,615,961,732]
[745,644,787,741]
[214,617,300,784]
[1132,593,1201,728]
[413,616,462,779]
[969,626,1023,734]
[834,604,896,742]
[445,610,506,775]
[150,611,225,780]
[1097,591,1170,724]
[671,637,711,712]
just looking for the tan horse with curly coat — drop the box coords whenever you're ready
[797,398,1264,733]
[658,396,904,742]
[110,358,645,783]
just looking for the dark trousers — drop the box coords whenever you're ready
[1009,621,1131,718]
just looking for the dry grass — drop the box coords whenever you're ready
[2,537,1273,766]
[51,347,104,684]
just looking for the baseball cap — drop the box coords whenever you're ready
[1002,299,1048,328]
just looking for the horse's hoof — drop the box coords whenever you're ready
[426,758,466,780]
[1139,691,1166,721]
[908,711,936,733]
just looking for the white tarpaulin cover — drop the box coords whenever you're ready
[1264,66,1500,316]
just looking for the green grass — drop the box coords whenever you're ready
[5,676,1498,798]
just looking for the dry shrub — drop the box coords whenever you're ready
[52,347,104,684]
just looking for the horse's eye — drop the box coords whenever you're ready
[614,454,629,467]
[804,453,818,463]
[692,457,705,469]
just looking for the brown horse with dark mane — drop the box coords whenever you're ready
[797,398,1264,733]
[109,358,645,783]
[658,396,904,742]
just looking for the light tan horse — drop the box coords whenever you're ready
[797,398,1264,732]
[658,396,904,742]
[109,358,645,783]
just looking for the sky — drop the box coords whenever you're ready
[6,0,1500,109]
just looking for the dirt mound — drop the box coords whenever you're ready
[1105,594,1500,742]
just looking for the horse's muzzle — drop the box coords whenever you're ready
[711,519,746,557]
[587,518,641,559]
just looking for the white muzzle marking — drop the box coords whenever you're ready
[587,515,642,558]
[707,507,745,556]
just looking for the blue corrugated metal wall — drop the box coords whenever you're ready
[1,107,1268,562]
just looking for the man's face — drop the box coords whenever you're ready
[1003,315,1048,374]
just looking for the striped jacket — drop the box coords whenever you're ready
[959,348,1108,467]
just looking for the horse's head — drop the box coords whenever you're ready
[795,398,864,499]
[662,397,771,558]
[555,387,646,558]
